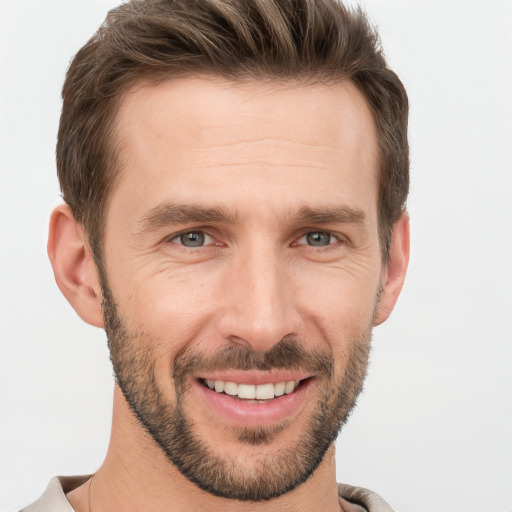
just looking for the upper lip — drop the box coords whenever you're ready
[196,370,311,386]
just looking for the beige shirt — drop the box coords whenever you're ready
[20,476,395,512]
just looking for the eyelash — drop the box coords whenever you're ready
[166,229,346,250]
[167,230,217,248]
[294,232,341,248]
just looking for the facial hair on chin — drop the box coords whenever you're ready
[100,277,373,502]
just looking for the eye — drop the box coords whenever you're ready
[297,231,336,247]
[170,231,213,248]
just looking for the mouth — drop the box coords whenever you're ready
[193,373,313,427]
[201,378,308,402]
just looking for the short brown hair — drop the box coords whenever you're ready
[57,0,409,262]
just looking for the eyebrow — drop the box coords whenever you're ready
[136,203,240,232]
[292,206,366,226]
[136,202,366,233]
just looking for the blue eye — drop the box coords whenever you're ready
[172,231,212,247]
[298,232,334,247]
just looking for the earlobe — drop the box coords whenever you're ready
[374,211,410,326]
[47,204,104,328]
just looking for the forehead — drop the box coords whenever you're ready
[110,77,379,225]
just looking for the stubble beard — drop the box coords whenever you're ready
[100,279,373,502]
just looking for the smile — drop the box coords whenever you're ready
[203,379,301,400]
[194,373,312,427]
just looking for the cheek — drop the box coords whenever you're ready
[109,260,212,330]
[292,261,380,348]
[106,246,381,361]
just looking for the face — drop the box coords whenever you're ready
[99,78,383,500]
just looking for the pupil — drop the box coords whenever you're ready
[181,232,205,247]
[307,232,331,246]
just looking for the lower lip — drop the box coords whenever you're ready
[194,379,312,427]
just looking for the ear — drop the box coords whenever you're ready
[47,204,104,328]
[374,211,410,326]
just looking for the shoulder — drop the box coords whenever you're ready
[20,476,90,512]
[338,483,396,512]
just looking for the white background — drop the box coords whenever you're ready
[1,1,511,511]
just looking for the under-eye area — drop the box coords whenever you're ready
[201,378,311,401]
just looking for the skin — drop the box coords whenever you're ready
[48,77,409,511]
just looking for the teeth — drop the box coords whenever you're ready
[255,383,274,400]
[224,382,238,396]
[238,384,256,399]
[205,379,300,399]
[274,382,285,397]
[284,381,296,394]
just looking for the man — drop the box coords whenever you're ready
[22,0,409,510]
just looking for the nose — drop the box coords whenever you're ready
[217,247,303,352]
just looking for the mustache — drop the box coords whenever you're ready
[172,337,334,387]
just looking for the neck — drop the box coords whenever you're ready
[68,387,342,512]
